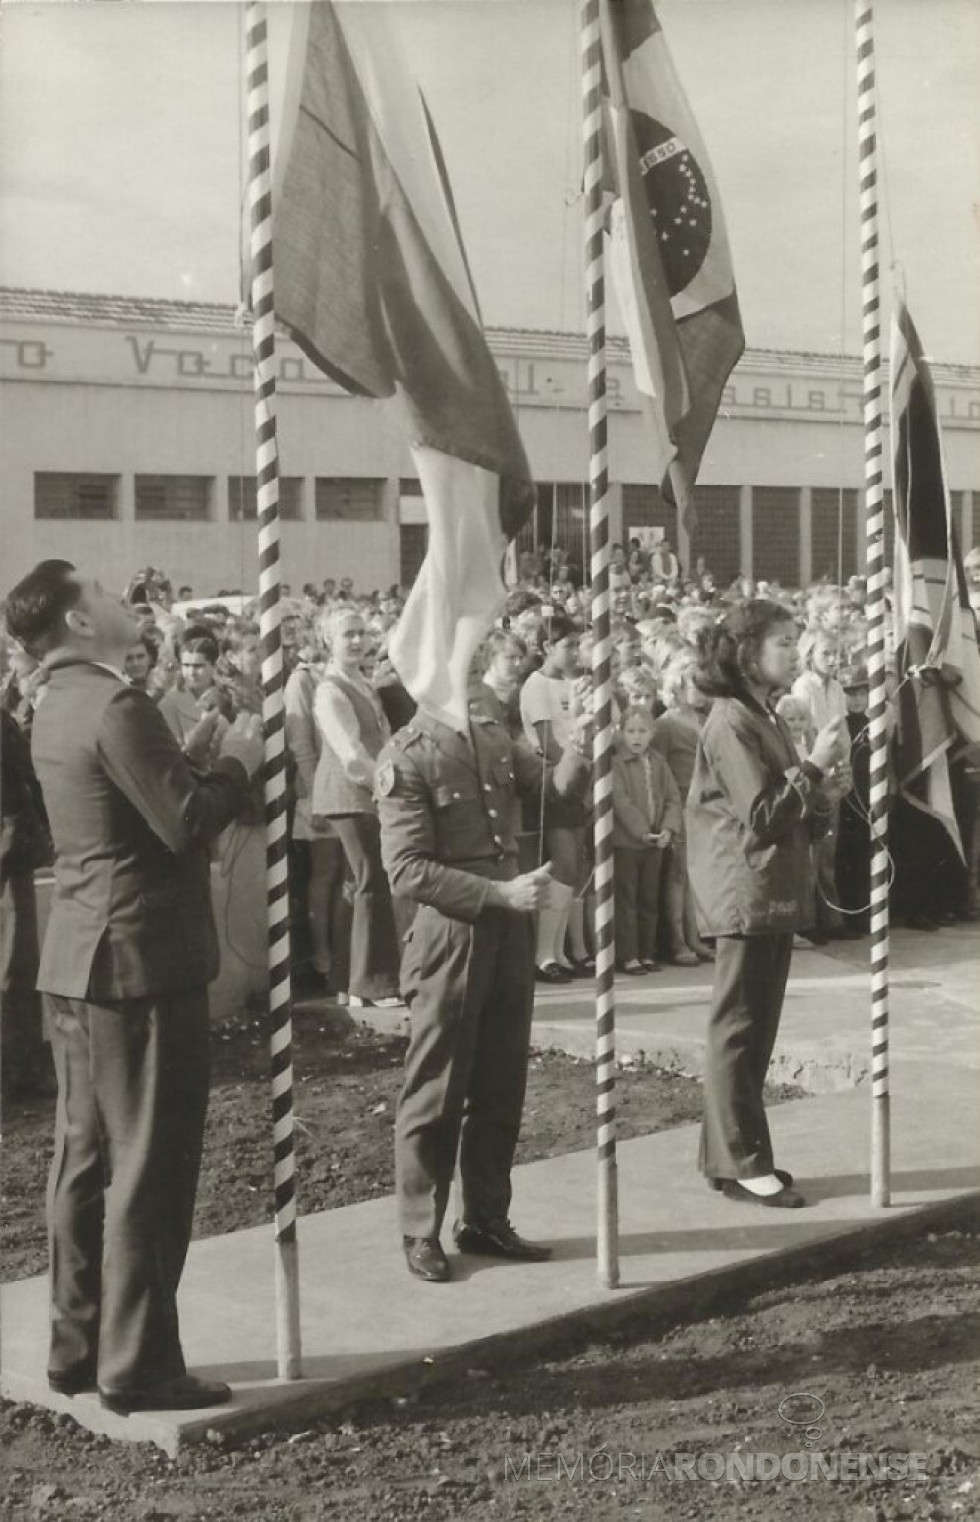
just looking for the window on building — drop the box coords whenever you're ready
[811,488,858,582]
[514,483,588,570]
[752,486,800,586]
[622,483,675,538]
[34,473,118,520]
[691,485,741,582]
[135,475,212,521]
[228,476,303,521]
[314,477,385,521]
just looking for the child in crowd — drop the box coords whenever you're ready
[612,707,683,975]
[774,694,813,761]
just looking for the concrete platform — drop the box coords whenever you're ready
[3,1056,977,1456]
[3,922,976,1455]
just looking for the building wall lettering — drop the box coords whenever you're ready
[0,337,54,369]
[1,326,978,428]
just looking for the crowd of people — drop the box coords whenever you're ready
[1,539,978,1395]
[5,539,979,1050]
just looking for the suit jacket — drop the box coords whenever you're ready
[31,657,251,999]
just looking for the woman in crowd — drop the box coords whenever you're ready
[651,651,714,965]
[312,606,401,1008]
[519,612,593,981]
[686,600,850,1209]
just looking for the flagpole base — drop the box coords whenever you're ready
[275,1234,303,1380]
[870,1093,891,1210]
[597,1160,620,1288]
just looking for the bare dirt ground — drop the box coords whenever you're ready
[1,1012,977,1522]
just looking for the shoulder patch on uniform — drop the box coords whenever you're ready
[376,760,396,796]
[391,724,422,752]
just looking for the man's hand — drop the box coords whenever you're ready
[496,861,554,913]
[182,709,221,767]
[218,713,265,778]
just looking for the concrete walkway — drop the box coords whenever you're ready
[2,925,976,1456]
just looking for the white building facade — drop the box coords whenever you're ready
[2,288,978,597]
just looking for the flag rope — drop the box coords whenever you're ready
[583,0,619,1287]
[246,0,303,1373]
[855,0,890,1208]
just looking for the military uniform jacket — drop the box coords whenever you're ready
[375,707,589,923]
[31,658,251,1000]
[686,695,831,936]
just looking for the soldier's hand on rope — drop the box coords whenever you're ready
[823,761,853,804]
[496,861,554,913]
[810,714,849,773]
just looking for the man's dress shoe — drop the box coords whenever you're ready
[453,1220,553,1262]
[403,1236,451,1282]
[48,1368,97,1397]
[99,1374,232,1415]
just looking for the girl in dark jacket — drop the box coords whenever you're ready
[687,601,850,1208]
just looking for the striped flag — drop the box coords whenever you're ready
[273,1,534,728]
[599,0,743,531]
[890,297,980,853]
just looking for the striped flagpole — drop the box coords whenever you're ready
[855,0,890,1208]
[246,1,303,1373]
[583,0,619,1287]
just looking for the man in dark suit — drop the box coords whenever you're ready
[4,560,263,1414]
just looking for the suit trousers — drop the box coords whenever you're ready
[698,933,793,1181]
[328,813,401,1001]
[395,904,535,1240]
[613,846,664,963]
[45,989,210,1394]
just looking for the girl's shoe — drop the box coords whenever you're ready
[640,958,662,973]
[669,949,699,967]
[693,943,716,962]
[617,960,645,976]
[536,962,573,984]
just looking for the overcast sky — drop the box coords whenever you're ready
[0,0,976,362]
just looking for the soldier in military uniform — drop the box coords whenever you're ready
[375,700,592,1282]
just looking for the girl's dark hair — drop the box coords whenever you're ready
[694,598,795,699]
